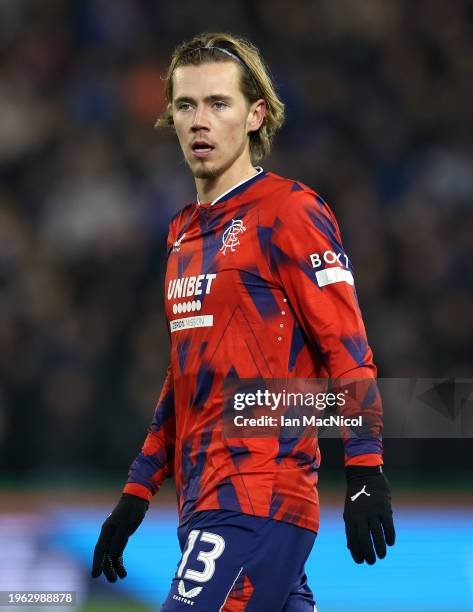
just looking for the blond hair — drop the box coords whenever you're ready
[156,32,285,164]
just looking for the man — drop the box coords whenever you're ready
[92,32,395,611]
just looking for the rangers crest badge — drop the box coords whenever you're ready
[220,219,246,256]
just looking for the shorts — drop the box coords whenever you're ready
[161,510,317,611]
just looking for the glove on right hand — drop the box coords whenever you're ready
[91,493,149,582]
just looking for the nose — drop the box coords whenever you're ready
[191,104,209,132]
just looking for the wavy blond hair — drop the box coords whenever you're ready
[156,32,285,164]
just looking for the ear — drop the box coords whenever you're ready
[247,99,266,134]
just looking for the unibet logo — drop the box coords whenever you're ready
[167,274,217,300]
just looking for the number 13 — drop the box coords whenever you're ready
[177,529,225,583]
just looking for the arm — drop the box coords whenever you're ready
[124,363,176,500]
[270,191,382,466]
[270,189,394,563]
[92,364,176,582]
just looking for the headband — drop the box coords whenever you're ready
[191,45,252,76]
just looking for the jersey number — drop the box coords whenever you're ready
[177,529,225,583]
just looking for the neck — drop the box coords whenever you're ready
[195,156,258,204]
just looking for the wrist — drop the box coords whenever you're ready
[345,465,383,482]
[123,482,153,502]
[120,493,149,510]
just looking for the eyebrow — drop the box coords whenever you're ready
[173,94,234,105]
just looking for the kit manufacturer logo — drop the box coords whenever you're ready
[172,233,187,253]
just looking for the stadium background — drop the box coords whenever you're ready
[0,1,472,610]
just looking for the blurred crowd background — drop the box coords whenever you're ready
[0,0,472,482]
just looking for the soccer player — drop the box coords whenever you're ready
[92,33,395,610]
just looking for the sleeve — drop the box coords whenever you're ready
[122,363,176,502]
[123,215,181,500]
[270,191,383,466]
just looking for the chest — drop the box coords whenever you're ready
[165,209,278,324]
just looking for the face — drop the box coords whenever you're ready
[171,62,265,180]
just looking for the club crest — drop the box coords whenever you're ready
[220,219,246,256]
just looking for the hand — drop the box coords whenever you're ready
[91,493,149,582]
[343,465,395,565]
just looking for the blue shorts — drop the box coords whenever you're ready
[161,510,317,611]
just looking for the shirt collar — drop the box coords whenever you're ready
[197,167,264,207]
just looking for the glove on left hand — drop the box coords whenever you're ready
[343,465,395,565]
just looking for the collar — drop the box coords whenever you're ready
[197,167,264,207]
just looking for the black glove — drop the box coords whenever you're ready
[91,493,149,582]
[343,465,395,565]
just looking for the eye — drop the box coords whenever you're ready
[177,102,193,112]
[212,101,227,110]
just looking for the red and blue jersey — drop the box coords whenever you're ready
[124,170,383,533]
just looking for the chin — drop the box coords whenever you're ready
[187,149,241,181]
[190,159,226,180]
[193,166,221,179]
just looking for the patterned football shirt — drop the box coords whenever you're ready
[124,169,382,532]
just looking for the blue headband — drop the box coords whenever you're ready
[192,45,251,75]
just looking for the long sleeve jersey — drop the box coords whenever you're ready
[124,169,383,533]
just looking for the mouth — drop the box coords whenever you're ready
[191,141,215,159]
